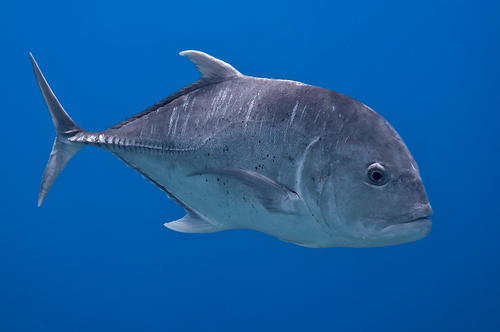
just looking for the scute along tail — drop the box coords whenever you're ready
[30,53,86,206]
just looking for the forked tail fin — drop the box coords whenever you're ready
[30,54,86,206]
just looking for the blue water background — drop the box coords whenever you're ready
[1,0,499,331]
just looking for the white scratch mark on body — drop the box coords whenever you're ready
[289,101,299,126]
[181,96,195,136]
[172,107,180,137]
[300,105,307,120]
[313,111,321,124]
[244,92,260,131]
[168,106,178,136]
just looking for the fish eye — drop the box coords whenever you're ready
[366,163,388,185]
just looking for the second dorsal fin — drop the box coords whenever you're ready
[180,50,242,80]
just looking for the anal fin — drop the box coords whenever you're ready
[164,213,220,233]
[162,189,221,234]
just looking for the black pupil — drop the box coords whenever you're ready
[371,171,383,181]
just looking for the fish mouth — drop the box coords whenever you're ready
[380,215,433,234]
[394,215,431,225]
[359,205,433,245]
[380,203,433,231]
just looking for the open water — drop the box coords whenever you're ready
[1,1,499,331]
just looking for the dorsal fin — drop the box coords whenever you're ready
[180,50,241,79]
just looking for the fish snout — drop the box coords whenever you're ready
[411,202,433,220]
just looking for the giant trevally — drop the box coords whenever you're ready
[31,50,432,248]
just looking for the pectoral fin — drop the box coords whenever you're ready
[189,167,299,213]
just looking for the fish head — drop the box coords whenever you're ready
[317,102,432,247]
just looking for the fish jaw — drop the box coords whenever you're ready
[372,204,433,246]
[374,217,432,246]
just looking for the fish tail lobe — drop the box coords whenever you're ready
[30,53,86,206]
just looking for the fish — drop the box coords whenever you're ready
[31,50,432,248]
